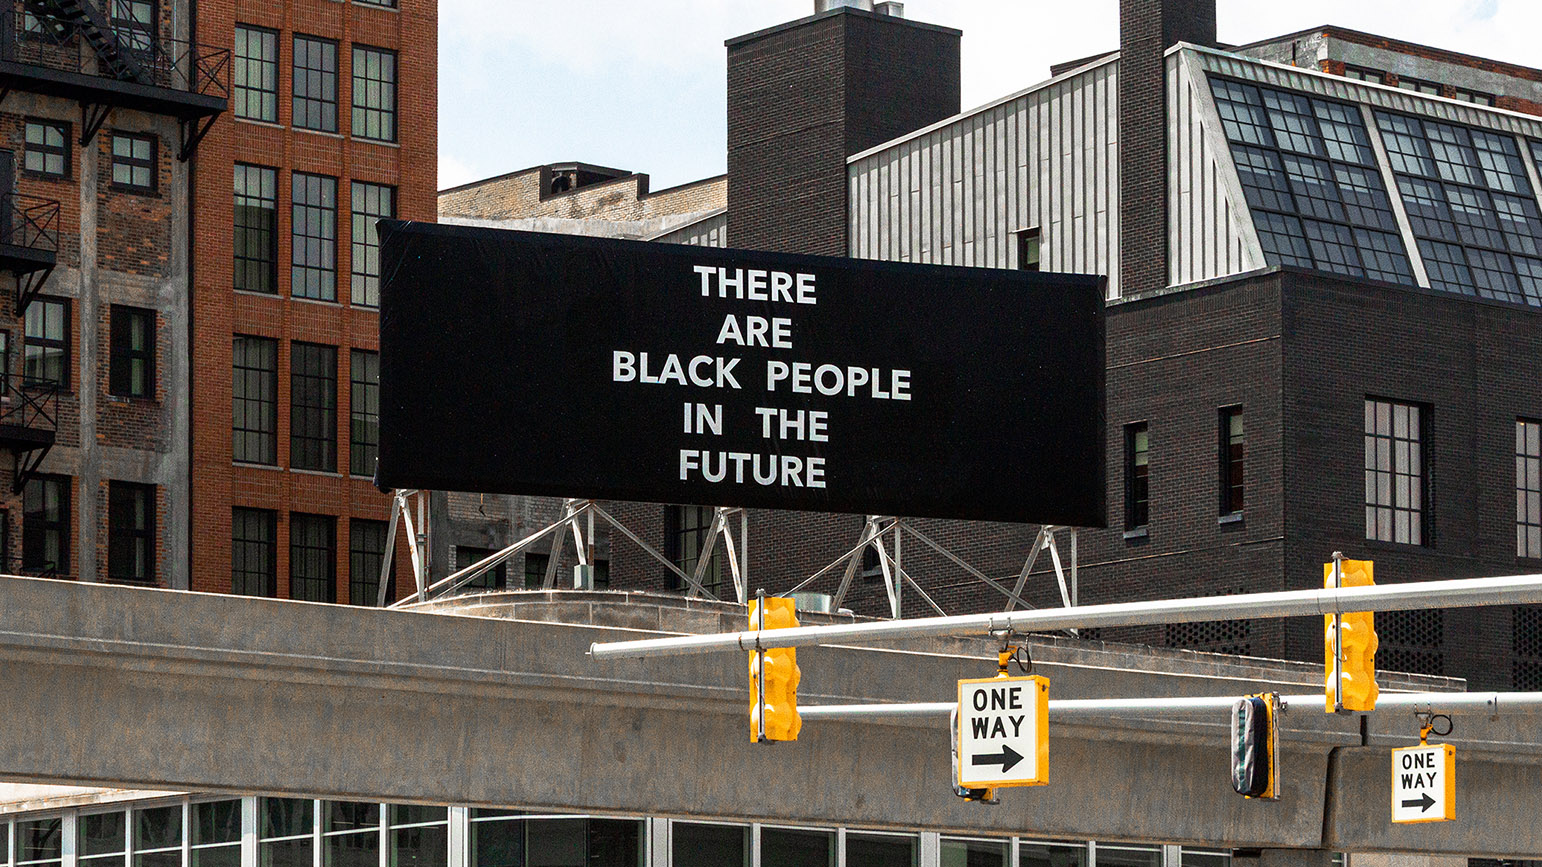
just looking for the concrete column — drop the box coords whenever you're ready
[76,123,98,583]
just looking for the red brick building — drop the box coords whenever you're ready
[188,0,435,603]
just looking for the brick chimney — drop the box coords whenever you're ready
[725,5,960,256]
[1118,0,1217,293]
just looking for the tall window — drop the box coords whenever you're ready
[457,545,507,590]
[232,507,277,597]
[351,46,397,142]
[1365,399,1426,545]
[291,342,337,472]
[349,349,379,477]
[1016,227,1040,271]
[349,519,390,605]
[110,133,156,193]
[232,335,277,465]
[292,172,338,300]
[290,513,336,602]
[350,181,395,306]
[522,552,548,589]
[665,505,723,596]
[233,25,279,122]
[234,164,278,293]
[109,305,155,398]
[292,34,338,133]
[23,119,69,178]
[1124,423,1149,531]
[1520,419,1542,559]
[1219,406,1244,516]
[107,482,154,584]
[24,296,68,389]
[354,0,398,7]
[22,474,69,576]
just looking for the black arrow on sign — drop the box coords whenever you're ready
[970,745,1025,773]
[1401,793,1435,812]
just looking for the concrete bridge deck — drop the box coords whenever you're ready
[0,577,1537,856]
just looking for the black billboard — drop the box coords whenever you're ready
[377,221,1106,526]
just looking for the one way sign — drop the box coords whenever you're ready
[1391,743,1455,824]
[956,675,1049,789]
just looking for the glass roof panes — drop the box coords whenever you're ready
[1210,77,1414,283]
[1376,110,1542,306]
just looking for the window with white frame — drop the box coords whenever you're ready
[1364,398,1427,545]
[388,807,447,867]
[322,802,378,867]
[77,812,126,867]
[1019,840,1089,867]
[940,837,1007,867]
[669,823,747,867]
[134,805,182,867]
[190,801,242,867]
[259,798,314,867]
[14,818,61,867]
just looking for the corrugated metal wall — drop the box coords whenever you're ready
[652,210,727,247]
[847,58,1121,297]
[1167,50,1263,287]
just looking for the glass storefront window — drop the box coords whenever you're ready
[260,799,314,867]
[846,832,916,867]
[324,803,380,867]
[389,806,447,867]
[14,819,62,867]
[670,823,747,867]
[1095,846,1162,867]
[941,838,1008,867]
[1019,841,1087,867]
[134,806,182,867]
[191,801,242,867]
[760,827,834,867]
[79,812,126,867]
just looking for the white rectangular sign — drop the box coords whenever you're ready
[956,675,1049,789]
[1391,743,1455,824]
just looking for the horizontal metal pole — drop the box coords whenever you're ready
[798,692,1542,723]
[589,573,1542,660]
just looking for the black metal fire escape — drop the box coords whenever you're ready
[0,0,229,159]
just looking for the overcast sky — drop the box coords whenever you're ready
[438,1,1536,192]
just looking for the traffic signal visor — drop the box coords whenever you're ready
[749,597,802,742]
[1324,559,1379,712]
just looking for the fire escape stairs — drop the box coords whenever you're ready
[30,0,149,145]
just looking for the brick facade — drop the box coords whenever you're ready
[725,7,959,256]
[189,0,437,603]
[439,167,724,225]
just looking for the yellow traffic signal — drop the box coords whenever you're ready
[749,597,801,742]
[1324,559,1379,712]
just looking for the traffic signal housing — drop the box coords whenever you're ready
[1230,693,1279,799]
[1324,559,1379,712]
[749,597,801,742]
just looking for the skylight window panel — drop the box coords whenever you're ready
[1443,185,1507,250]
[1397,176,1463,242]
[1303,220,1364,277]
[1261,89,1326,157]
[1282,154,1346,221]
[1513,256,1542,305]
[1467,247,1525,303]
[1312,101,1376,165]
[1493,193,1542,257]
[1377,113,1438,177]
[1211,79,1274,147]
[1254,212,1313,267]
[1333,164,1400,231]
[1423,120,1483,187]
[1232,146,1293,212]
[1469,130,1532,194]
[1354,228,1416,284]
[1417,239,1476,295]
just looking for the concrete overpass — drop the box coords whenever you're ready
[0,575,1538,859]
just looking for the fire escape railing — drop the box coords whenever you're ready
[1,3,231,98]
